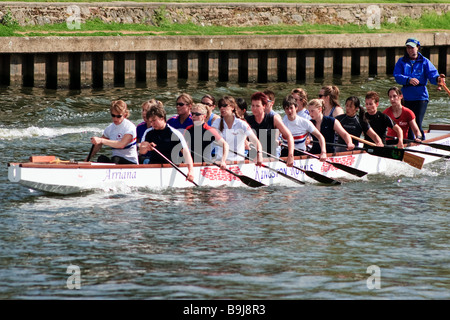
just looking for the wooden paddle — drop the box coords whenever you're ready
[190,150,266,188]
[401,148,450,159]
[386,135,450,152]
[442,84,450,96]
[152,147,199,187]
[257,149,341,185]
[229,149,306,185]
[437,74,450,97]
[282,144,368,178]
[349,135,424,169]
[86,144,95,162]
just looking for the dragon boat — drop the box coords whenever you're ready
[7,124,449,195]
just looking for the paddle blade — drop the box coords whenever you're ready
[30,155,57,163]
[365,146,424,169]
[237,174,266,188]
[403,152,425,170]
[326,161,368,177]
[303,170,341,185]
[365,146,405,160]
[220,165,266,188]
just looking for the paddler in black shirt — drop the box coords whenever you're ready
[246,91,295,167]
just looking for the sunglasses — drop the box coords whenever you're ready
[176,102,188,107]
[219,104,228,108]
[191,112,204,117]
[111,113,123,118]
[318,94,325,98]
[201,102,213,106]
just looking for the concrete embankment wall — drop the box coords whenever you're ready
[0,3,449,89]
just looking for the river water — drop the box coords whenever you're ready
[0,76,449,301]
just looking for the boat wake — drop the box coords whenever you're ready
[0,126,102,140]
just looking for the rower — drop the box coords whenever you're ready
[183,103,229,169]
[140,101,194,182]
[335,96,384,151]
[319,85,344,118]
[364,91,404,149]
[281,94,327,161]
[291,88,311,120]
[167,93,194,131]
[307,98,355,154]
[383,87,422,144]
[211,95,263,165]
[246,91,295,167]
[88,100,138,164]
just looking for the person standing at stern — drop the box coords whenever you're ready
[393,37,446,139]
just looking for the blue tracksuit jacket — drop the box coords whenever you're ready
[393,52,440,101]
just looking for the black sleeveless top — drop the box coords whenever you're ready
[246,113,278,155]
[310,116,336,154]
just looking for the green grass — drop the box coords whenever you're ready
[7,0,450,3]
[0,6,449,37]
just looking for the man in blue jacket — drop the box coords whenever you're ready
[393,37,446,139]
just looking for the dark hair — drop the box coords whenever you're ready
[387,86,404,105]
[282,94,298,109]
[345,96,367,123]
[322,85,340,108]
[236,97,248,117]
[387,86,402,96]
[218,95,237,132]
[201,94,216,106]
[146,100,166,122]
[263,89,275,102]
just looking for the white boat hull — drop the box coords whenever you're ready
[8,125,450,195]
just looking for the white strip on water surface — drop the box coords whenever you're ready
[0,126,103,140]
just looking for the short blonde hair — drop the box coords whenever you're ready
[191,103,208,115]
[110,100,129,118]
[307,98,325,112]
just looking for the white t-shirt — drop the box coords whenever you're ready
[282,115,315,151]
[212,116,253,161]
[297,108,311,120]
[103,118,138,164]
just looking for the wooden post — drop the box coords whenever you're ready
[377,48,386,75]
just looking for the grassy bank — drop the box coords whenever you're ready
[8,0,450,3]
[0,1,449,37]
[1,11,449,37]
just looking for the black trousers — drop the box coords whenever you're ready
[97,155,136,165]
